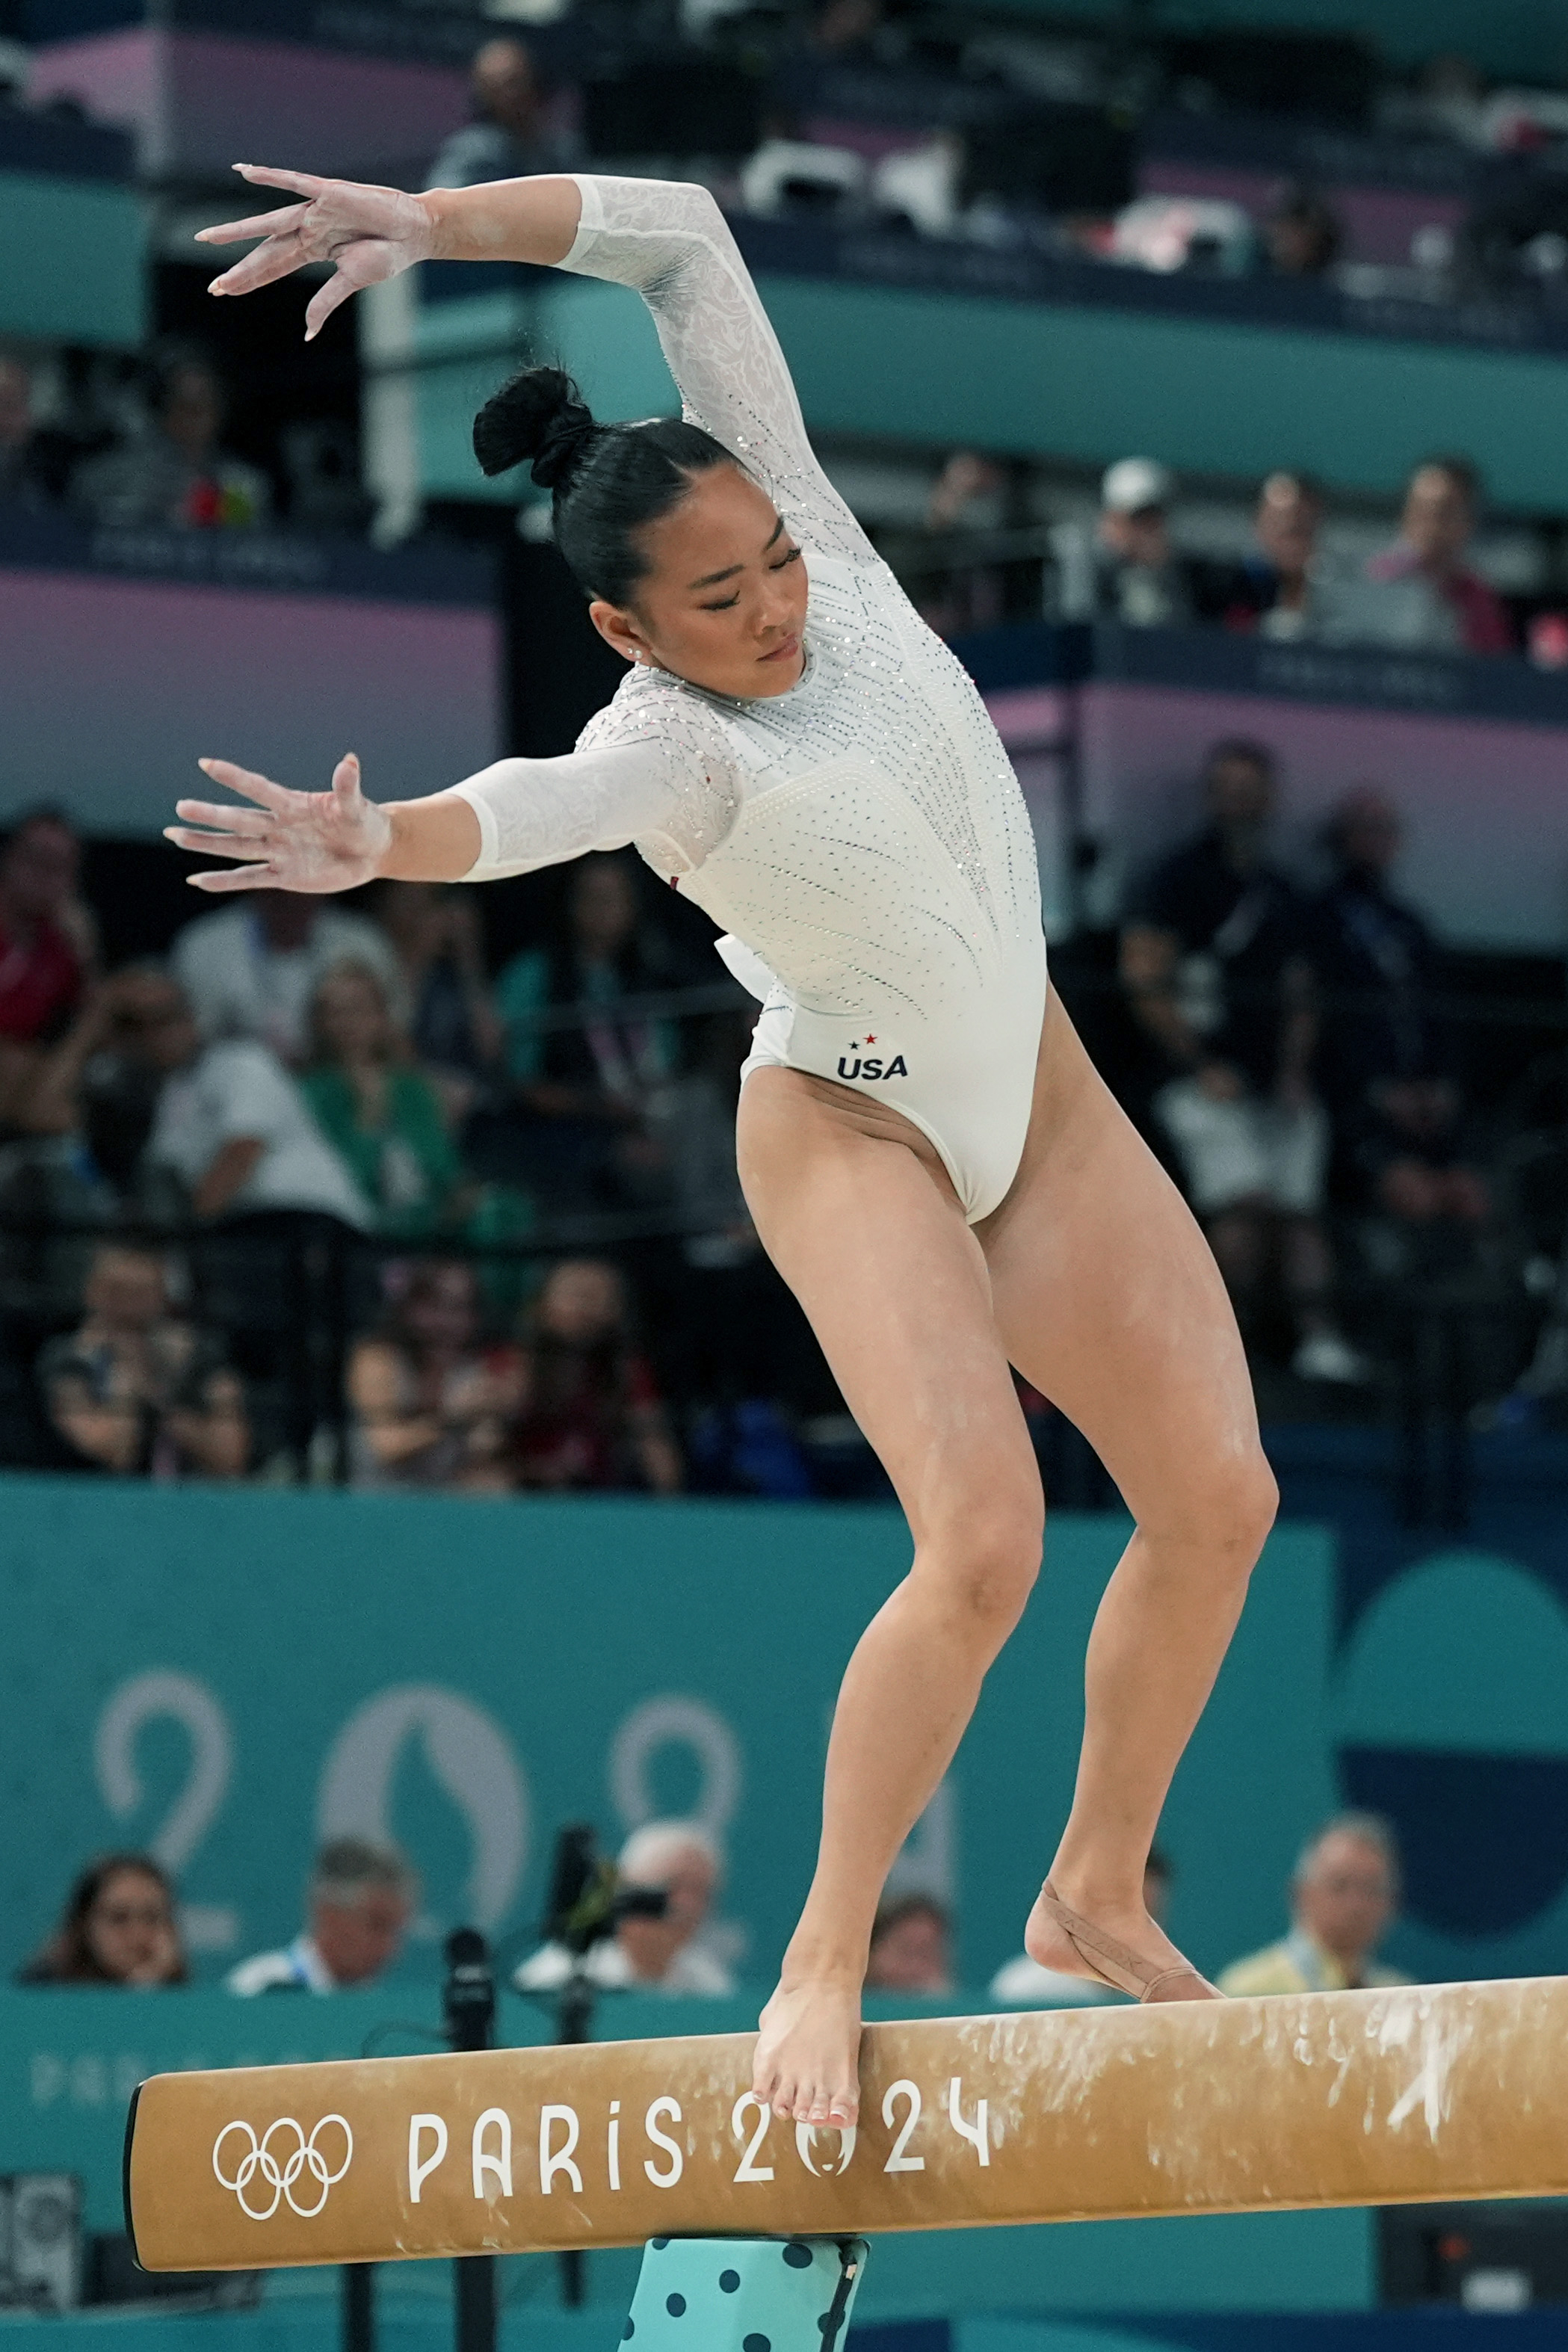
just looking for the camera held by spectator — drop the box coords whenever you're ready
[514,1819,733,1995]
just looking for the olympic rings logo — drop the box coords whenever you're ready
[212,2115,354,2220]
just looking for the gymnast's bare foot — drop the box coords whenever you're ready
[753,1974,864,2126]
[1024,1877,1222,2002]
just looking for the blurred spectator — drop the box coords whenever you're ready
[300,963,465,1235]
[489,856,679,1209]
[515,1821,732,1995]
[228,1837,417,1994]
[1218,1814,1410,1995]
[172,894,407,1065]
[347,1257,522,1490]
[1121,740,1364,1385]
[917,451,1022,635]
[19,966,209,1210]
[0,356,53,509]
[278,419,373,537]
[135,981,370,1228]
[17,1853,187,1987]
[865,1894,952,1995]
[37,1241,248,1478]
[37,971,371,1466]
[1528,611,1568,670]
[1263,184,1342,277]
[1110,196,1256,277]
[990,1851,1171,2007]
[1229,471,1330,642]
[0,806,97,1129]
[374,882,501,1121]
[512,1258,682,1493]
[426,36,580,191]
[1359,458,1513,655]
[1308,788,1488,1239]
[1090,458,1194,628]
[72,345,271,532]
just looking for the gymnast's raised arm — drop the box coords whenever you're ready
[200,166,871,558]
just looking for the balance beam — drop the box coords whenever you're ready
[125,1978,1568,2272]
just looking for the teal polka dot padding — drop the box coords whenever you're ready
[623,2236,869,2352]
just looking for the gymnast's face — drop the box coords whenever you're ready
[590,463,809,702]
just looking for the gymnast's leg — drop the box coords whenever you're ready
[736,1067,1044,2129]
[980,992,1277,1990]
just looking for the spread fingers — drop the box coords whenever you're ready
[171,798,271,835]
[195,757,291,809]
[164,827,274,860]
[196,203,308,246]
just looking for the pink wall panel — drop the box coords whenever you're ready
[1080,679,1568,951]
[1,570,499,839]
[30,30,468,179]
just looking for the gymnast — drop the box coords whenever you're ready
[171,165,1278,2128]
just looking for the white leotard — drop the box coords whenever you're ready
[454,174,1048,1220]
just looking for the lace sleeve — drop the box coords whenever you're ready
[450,706,744,880]
[448,735,706,880]
[559,175,874,564]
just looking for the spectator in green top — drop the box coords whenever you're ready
[490,856,681,1209]
[300,962,464,1234]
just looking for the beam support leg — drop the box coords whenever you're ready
[624,2238,868,2352]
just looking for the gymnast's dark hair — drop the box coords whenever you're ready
[473,365,735,606]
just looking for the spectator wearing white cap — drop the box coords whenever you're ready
[1092,457,1194,629]
[513,1820,735,1996]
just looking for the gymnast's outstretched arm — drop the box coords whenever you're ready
[163,734,704,893]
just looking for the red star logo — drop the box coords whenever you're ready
[865,1035,876,1045]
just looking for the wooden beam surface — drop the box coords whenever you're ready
[126,1978,1568,2271]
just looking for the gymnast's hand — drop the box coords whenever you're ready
[166,755,392,893]
[197,164,435,340]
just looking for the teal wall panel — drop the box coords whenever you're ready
[756,278,1568,507]
[413,280,679,501]
[413,270,1568,508]
[0,173,146,347]
[977,0,1568,81]
[0,1478,1333,1998]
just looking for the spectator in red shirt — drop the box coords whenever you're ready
[1362,457,1513,655]
[0,808,97,1127]
[513,1257,682,1493]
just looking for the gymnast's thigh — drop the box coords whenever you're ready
[735,1066,1039,1547]
[977,994,1265,1537]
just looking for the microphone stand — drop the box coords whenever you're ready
[555,1955,596,2310]
[445,1930,497,2352]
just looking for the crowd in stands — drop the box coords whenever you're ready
[13,1809,1410,2002]
[0,804,715,1490]
[1057,449,1525,656]
[0,712,1552,1490]
[4,11,1568,667]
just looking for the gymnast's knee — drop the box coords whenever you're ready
[1172,1448,1278,1578]
[922,1493,1043,1638]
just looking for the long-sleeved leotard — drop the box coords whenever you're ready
[453,174,1047,1220]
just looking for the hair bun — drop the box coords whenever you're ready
[472,365,596,490]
